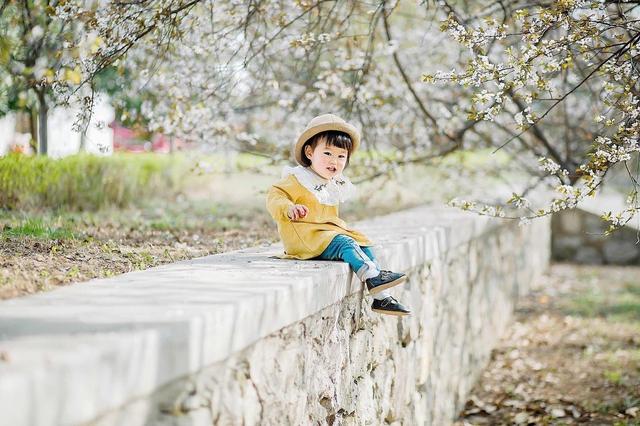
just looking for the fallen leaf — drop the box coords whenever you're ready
[571,406,581,418]
[484,404,497,413]
[626,407,639,418]
[514,412,529,424]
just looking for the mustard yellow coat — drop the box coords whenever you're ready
[266,174,372,259]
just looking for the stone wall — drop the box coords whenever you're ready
[0,207,550,426]
[552,208,640,265]
[87,211,551,426]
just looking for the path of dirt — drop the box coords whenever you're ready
[456,263,640,426]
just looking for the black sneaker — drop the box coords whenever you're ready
[371,296,411,316]
[365,270,407,294]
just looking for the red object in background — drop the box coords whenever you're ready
[110,121,187,153]
[151,134,172,154]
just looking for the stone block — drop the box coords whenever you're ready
[558,210,583,233]
[552,192,639,265]
[603,238,640,264]
[552,235,582,260]
[584,212,607,234]
[574,246,603,264]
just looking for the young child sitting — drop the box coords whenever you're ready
[266,113,411,316]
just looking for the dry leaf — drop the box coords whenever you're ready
[514,412,529,424]
[571,406,581,418]
[626,407,639,418]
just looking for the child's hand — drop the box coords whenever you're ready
[287,204,308,221]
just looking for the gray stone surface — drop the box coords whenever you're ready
[603,239,640,264]
[552,191,640,265]
[559,210,583,234]
[574,246,603,265]
[0,206,551,425]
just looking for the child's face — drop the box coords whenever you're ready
[304,140,349,180]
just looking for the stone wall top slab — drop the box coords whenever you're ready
[0,206,503,425]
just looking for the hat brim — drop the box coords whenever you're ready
[294,122,361,166]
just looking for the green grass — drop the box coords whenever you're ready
[188,152,277,174]
[0,153,189,211]
[0,147,521,246]
[130,200,260,232]
[623,282,640,296]
[561,282,640,321]
[604,370,623,385]
[1,217,75,240]
[236,152,275,170]
[0,196,269,244]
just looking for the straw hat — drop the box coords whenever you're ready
[293,113,361,165]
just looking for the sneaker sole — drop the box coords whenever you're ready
[371,308,411,316]
[368,275,407,295]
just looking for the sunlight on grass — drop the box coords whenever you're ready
[2,218,74,240]
[0,153,189,211]
[562,282,640,321]
[604,370,622,385]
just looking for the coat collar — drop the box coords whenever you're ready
[281,165,356,206]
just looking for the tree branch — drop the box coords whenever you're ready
[492,31,640,155]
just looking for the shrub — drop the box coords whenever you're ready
[0,153,187,211]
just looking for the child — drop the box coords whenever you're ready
[266,113,411,316]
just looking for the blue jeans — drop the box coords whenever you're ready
[316,235,380,281]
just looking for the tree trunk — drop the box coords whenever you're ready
[79,131,86,152]
[36,89,48,155]
[28,108,38,153]
[11,111,35,154]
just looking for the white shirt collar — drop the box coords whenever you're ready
[281,165,357,206]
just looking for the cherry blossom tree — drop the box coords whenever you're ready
[107,0,638,232]
[425,0,639,232]
[0,0,86,154]
[0,0,200,154]
[9,0,638,232]
[106,1,479,168]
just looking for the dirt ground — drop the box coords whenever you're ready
[0,203,279,300]
[456,263,640,426]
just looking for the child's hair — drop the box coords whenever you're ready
[301,130,354,167]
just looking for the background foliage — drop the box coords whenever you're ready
[0,153,187,210]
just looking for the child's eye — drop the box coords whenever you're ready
[338,155,346,159]
[323,152,331,156]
